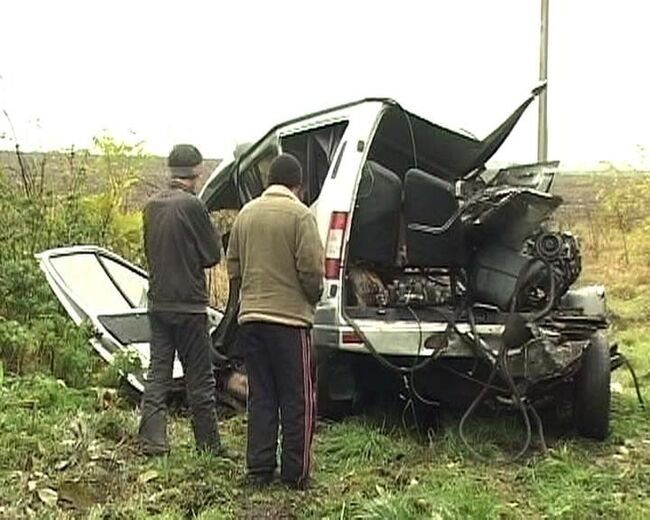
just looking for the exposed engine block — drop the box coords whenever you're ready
[347,231,582,312]
[519,231,582,309]
[383,276,451,307]
[347,268,452,308]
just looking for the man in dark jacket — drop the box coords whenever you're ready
[227,153,324,489]
[139,144,224,456]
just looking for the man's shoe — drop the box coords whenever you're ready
[201,444,237,460]
[246,472,274,488]
[138,439,169,458]
[282,477,311,491]
[140,447,169,458]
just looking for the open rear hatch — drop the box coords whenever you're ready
[341,84,565,348]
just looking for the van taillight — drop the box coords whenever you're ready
[325,211,348,279]
[342,331,363,344]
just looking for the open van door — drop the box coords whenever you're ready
[36,246,223,392]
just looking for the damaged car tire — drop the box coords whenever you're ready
[573,332,611,440]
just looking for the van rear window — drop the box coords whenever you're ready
[281,121,348,206]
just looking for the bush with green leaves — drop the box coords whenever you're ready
[0,137,146,388]
[0,318,35,374]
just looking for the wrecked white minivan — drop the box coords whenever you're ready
[39,85,629,457]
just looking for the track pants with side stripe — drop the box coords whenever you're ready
[240,322,316,485]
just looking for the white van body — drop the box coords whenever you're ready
[198,90,616,441]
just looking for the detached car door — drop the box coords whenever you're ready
[36,246,223,392]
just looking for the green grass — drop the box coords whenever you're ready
[1,333,649,520]
[2,223,650,518]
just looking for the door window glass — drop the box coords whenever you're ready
[100,256,149,308]
[281,121,348,205]
[50,253,131,313]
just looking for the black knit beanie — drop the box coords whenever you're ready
[268,153,303,189]
[168,144,203,178]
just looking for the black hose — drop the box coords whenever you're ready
[408,305,443,407]
[528,403,548,452]
[527,259,557,322]
[619,354,645,409]
[345,288,540,461]
[497,338,533,461]
[406,304,504,409]
[501,260,556,460]
[458,331,534,463]
[406,304,446,406]
[503,260,556,458]
[508,258,543,315]
[458,361,501,461]
[458,258,556,462]
[343,308,444,375]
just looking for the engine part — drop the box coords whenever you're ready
[385,276,451,307]
[471,245,542,310]
[347,268,387,307]
[471,230,581,312]
[347,267,452,308]
[535,231,563,260]
[521,231,581,308]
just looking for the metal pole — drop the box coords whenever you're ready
[537,0,549,162]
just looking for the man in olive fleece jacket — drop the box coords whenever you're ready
[139,144,225,457]
[227,153,324,489]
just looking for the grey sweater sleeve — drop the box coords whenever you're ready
[185,198,221,268]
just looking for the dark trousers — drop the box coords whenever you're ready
[139,311,220,453]
[240,322,316,484]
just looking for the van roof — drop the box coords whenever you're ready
[236,90,540,178]
[200,87,544,210]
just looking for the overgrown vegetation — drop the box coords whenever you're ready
[0,151,649,518]
[0,138,145,386]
